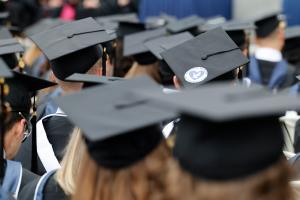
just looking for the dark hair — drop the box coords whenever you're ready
[4,80,31,133]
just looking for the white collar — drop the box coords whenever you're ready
[255,47,282,62]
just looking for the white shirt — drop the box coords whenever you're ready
[255,47,282,62]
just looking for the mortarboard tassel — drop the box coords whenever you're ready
[30,94,38,173]
[18,55,25,74]
[102,47,107,76]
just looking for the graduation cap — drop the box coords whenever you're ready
[118,21,146,38]
[54,76,177,169]
[65,73,123,88]
[140,82,300,180]
[123,28,166,64]
[0,28,24,69]
[283,26,300,65]
[161,28,249,88]
[167,15,205,35]
[24,18,64,36]
[254,12,284,38]
[144,32,194,60]
[29,17,114,80]
[200,21,255,50]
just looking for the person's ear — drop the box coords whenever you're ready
[173,76,182,90]
[14,119,26,140]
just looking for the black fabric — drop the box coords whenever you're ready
[87,125,162,169]
[20,168,40,191]
[15,115,75,175]
[14,133,33,171]
[19,173,67,200]
[174,115,284,181]
[159,60,175,86]
[18,176,39,200]
[255,15,280,38]
[42,116,75,161]
[133,52,158,65]
[50,45,102,80]
[257,59,297,89]
[294,119,300,153]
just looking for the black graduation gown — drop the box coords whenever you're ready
[19,173,67,200]
[14,115,75,175]
[257,59,297,89]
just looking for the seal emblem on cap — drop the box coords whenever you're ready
[184,67,208,83]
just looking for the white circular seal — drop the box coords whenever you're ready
[184,67,208,83]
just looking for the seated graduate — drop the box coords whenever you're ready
[23,17,114,175]
[123,28,167,83]
[19,128,85,200]
[18,75,124,200]
[53,77,177,200]
[145,82,298,200]
[0,61,55,199]
[248,12,297,91]
[160,28,249,89]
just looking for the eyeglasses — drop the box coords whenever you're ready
[18,112,32,142]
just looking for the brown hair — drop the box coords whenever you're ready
[167,158,294,200]
[125,62,161,83]
[72,141,172,200]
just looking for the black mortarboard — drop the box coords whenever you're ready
[167,15,205,35]
[123,28,166,64]
[283,26,300,65]
[0,36,24,69]
[140,82,300,180]
[144,32,193,60]
[65,73,123,87]
[255,13,283,38]
[29,17,114,80]
[24,18,64,36]
[161,28,249,88]
[55,76,176,169]
[118,21,146,38]
[200,21,255,49]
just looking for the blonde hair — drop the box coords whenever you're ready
[167,158,294,200]
[72,141,173,200]
[55,128,86,196]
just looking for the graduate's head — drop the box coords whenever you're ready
[160,28,249,89]
[255,13,286,51]
[143,82,297,200]
[29,17,114,92]
[3,72,56,159]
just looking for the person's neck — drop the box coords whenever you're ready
[256,39,282,52]
[133,61,156,68]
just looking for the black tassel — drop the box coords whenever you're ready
[102,47,107,76]
[30,95,37,173]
